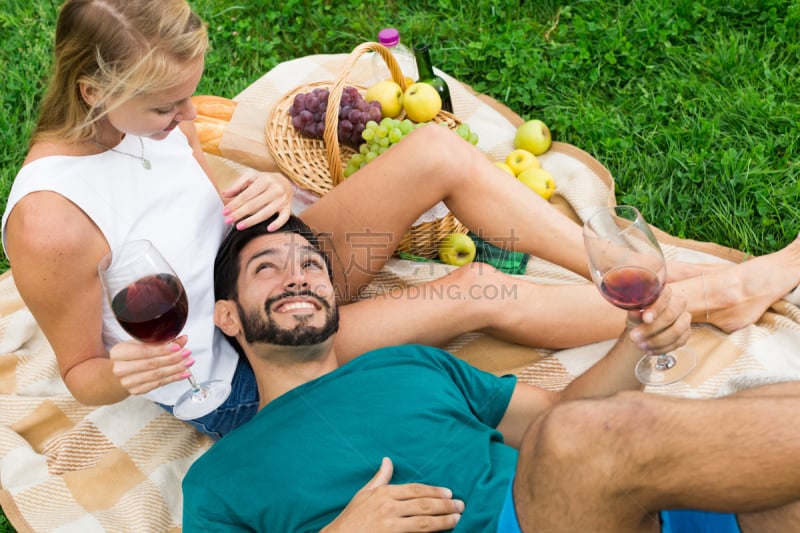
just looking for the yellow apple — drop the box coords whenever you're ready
[517,167,556,200]
[403,82,442,123]
[365,80,404,118]
[494,161,516,176]
[514,119,552,155]
[439,233,477,266]
[505,148,540,176]
[385,76,416,88]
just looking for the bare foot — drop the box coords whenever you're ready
[699,236,800,332]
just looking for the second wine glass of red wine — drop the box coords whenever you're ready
[583,206,696,385]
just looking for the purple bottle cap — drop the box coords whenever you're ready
[377,28,400,47]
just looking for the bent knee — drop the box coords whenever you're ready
[526,392,659,468]
[448,261,501,282]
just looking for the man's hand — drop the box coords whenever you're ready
[221,171,292,231]
[321,457,464,533]
[627,285,691,355]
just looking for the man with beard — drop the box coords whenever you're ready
[182,215,800,532]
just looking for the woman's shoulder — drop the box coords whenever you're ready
[23,139,93,166]
[6,189,102,252]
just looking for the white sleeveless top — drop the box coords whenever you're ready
[1,129,238,405]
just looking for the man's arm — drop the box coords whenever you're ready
[498,286,690,448]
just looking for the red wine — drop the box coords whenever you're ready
[600,266,662,310]
[111,273,188,343]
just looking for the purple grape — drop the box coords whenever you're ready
[339,119,354,135]
[298,109,313,126]
[288,86,382,146]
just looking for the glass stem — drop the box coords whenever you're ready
[655,354,677,371]
[185,373,203,393]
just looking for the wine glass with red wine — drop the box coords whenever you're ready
[583,206,696,385]
[98,240,230,419]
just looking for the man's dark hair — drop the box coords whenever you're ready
[213,213,331,304]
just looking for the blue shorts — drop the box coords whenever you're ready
[158,357,259,439]
[496,476,741,533]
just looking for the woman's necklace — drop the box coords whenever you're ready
[91,136,152,170]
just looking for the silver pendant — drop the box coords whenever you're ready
[142,158,152,170]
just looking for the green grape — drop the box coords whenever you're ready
[375,125,389,138]
[365,151,379,162]
[359,143,370,155]
[388,127,403,144]
[378,146,390,154]
[399,119,414,135]
[343,164,358,178]
[456,123,471,140]
[362,128,375,142]
[469,132,479,145]
[380,117,395,129]
[349,153,366,167]
[377,137,391,148]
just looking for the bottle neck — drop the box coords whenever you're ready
[414,44,436,80]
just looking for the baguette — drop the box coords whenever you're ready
[192,94,237,121]
[192,95,237,156]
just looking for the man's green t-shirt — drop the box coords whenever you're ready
[182,344,518,532]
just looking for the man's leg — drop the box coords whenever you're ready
[513,383,800,532]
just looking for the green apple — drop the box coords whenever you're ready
[514,119,552,155]
[365,80,404,118]
[438,233,477,266]
[504,148,540,176]
[403,83,442,123]
[517,167,556,200]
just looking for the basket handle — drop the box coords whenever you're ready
[324,42,410,186]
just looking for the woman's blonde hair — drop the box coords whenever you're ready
[33,0,208,144]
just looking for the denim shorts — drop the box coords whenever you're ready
[159,357,259,440]
[496,476,741,533]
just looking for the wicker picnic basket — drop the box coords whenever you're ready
[265,41,468,258]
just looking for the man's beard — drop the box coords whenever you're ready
[237,290,339,346]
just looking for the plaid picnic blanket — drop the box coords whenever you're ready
[1,51,799,532]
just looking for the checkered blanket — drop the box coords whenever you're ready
[2,50,800,532]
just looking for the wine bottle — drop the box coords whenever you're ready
[413,43,453,113]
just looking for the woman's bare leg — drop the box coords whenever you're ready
[300,124,590,300]
[332,263,627,363]
[301,124,800,335]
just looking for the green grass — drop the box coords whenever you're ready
[1,0,799,530]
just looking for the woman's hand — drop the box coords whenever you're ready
[321,458,463,533]
[221,171,292,231]
[109,335,193,395]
